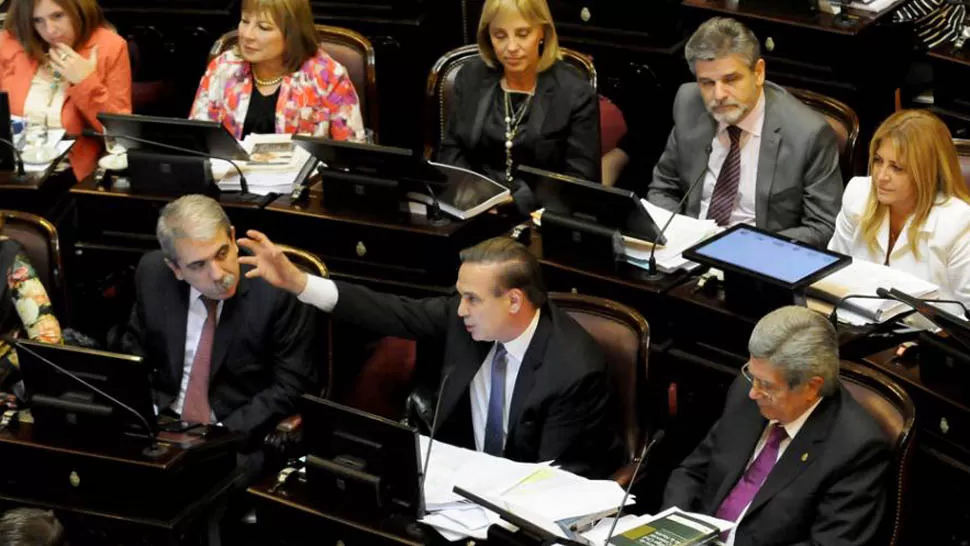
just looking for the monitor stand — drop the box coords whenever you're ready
[540,211,623,272]
[722,270,805,318]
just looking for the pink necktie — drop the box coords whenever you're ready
[715,423,787,523]
[182,297,218,424]
[707,125,743,226]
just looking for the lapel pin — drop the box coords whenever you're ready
[801,453,808,462]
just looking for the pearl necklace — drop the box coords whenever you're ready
[503,89,533,184]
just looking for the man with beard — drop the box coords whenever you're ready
[647,17,843,248]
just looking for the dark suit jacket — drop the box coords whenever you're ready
[120,251,318,443]
[439,58,600,211]
[331,281,624,479]
[648,81,843,247]
[663,377,890,546]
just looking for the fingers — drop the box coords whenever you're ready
[238,255,258,266]
[244,268,261,279]
[246,229,269,244]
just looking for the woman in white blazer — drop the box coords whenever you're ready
[829,109,970,306]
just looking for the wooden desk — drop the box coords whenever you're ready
[681,0,908,174]
[0,163,76,219]
[0,422,243,545]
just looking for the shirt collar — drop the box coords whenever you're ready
[719,89,766,138]
[501,309,541,363]
[773,395,823,440]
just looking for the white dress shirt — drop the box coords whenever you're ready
[172,287,223,421]
[828,176,970,307]
[725,397,823,546]
[699,91,766,226]
[299,275,542,453]
[24,67,66,129]
[469,310,540,452]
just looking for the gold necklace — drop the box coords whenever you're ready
[252,72,283,87]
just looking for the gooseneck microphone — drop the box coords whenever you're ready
[0,138,27,180]
[828,293,892,327]
[643,147,713,282]
[875,287,970,321]
[420,370,452,491]
[6,337,168,459]
[79,129,251,196]
[603,429,667,546]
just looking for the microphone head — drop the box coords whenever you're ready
[220,273,237,291]
[650,429,666,445]
[875,287,892,299]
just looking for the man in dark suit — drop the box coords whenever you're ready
[120,195,318,448]
[663,306,890,546]
[646,17,842,247]
[236,232,624,479]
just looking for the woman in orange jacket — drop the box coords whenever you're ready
[0,0,131,182]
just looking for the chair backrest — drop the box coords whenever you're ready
[787,87,860,182]
[839,361,916,546]
[953,138,970,190]
[279,245,330,392]
[424,44,597,160]
[0,210,67,321]
[549,292,648,463]
[209,25,378,140]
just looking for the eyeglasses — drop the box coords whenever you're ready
[741,362,783,400]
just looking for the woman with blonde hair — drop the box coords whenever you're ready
[191,0,364,141]
[0,0,131,181]
[439,0,599,214]
[829,109,970,305]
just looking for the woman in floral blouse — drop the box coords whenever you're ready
[189,0,365,141]
[0,228,63,391]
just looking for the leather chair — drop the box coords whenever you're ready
[549,292,652,487]
[0,210,68,321]
[209,25,379,140]
[788,87,860,182]
[953,138,970,189]
[839,361,916,546]
[424,44,598,160]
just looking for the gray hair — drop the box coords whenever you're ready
[156,195,231,264]
[0,508,64,546]
[748,306,839,396]
[684,17,761,75]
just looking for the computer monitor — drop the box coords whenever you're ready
[518,165,667,245]
[0,92,14,171]
[97,112,250,161]
[15,339,157,440]
[883,287,970,352]
[301,394,424,518]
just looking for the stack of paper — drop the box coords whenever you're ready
[419,436,632,542]
[808,259,939,325]
[214,134,314,196]
[624,200,720,273]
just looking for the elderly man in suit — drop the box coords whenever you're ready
[663,306,890,546]
[648,17,843,247]
[120,195,318,453]
[236,231,624,479]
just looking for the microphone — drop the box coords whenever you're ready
[220,273,236,291]
[875,287,970,321]
[828,293,892,327]
[603,429,666,545]
[643,149,713,282]
[0,138,27,180]
[420,370,451,494]
[5,337,168,459]
[418,180,450,227]
[78,129,251,197]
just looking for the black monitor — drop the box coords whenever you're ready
[301,394,424,518]
[683,224,851,315]
[883,287,970,352]
[293,136,443,218]
[97,113,250,161]
[518,165,667,245]
[15,339,157,440]
[0,92,14,171]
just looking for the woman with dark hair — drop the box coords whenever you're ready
[190,0,364,140]
[0,0,131,181]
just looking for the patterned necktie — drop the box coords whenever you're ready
[707,125,743,226]
[483,343,508,456]
[715,423,788,523]
[182,296,219,424]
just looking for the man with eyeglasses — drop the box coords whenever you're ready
[662,306,890,546]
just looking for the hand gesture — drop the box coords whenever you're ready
[237,230,308,295]
[48,43,97,85]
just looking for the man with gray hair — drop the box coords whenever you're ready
[646,17,842,247]
[120,195,318,451]
[663,306,889,545]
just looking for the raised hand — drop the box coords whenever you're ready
[237,230,308,295]
[48,43,97,85]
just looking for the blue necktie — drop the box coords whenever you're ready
[483,343,508,456]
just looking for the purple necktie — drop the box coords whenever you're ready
[715,423,787,523]
[707,125,743,226]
